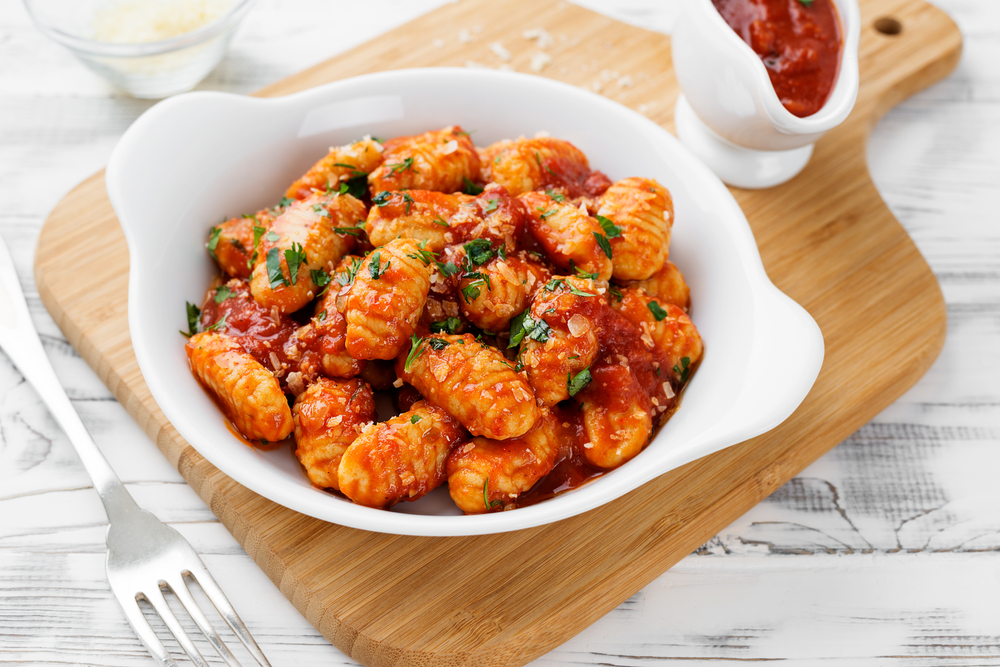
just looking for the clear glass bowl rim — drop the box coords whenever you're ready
[22,0,257,57]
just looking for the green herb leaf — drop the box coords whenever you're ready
[277,196,294,209]
[544,278,566,293]
[266,247,287,289]
[404,335,425,371]
[609,284,624,303]
[265,231,280,242]
[406,239,436,267]
[462,177,484,195]
[312,204,330,218]
[204,314,227,332]
[484,198,499,213]
[368,251,391,280]
[537,207,558,220]
[595,214,623,239]
[508,311,551,347]
[463,238,494,266]
[206,226,222,261]
[569,285,594,298]
[572,261,598,280]
[333,226,364,237]
[213,285,232,304]
[435,260,460,277]
[311,268,332,289]
[647,300,668,321]
[567,368,592,397]
[410,414,422,424]
[508,310,530,347]
[427,337,449,351]
[430,317,462,335]
[284,242,307,285]
[482,478,503,511]
[545,188,566,202]
[372,191,392,207]
[461,282,482,303]
[387,157,415,175]
[228,238,246,252]
[432,215,450,227]
[333,162,365,175]
[673,356,691,383]
[317,310,327,322]
[593,231,613,259]
[182,302,201,338]
[534,151,557,177]
[797,0,814,6]
[248,225,267,270]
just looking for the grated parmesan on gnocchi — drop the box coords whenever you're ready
[184,125,703,514]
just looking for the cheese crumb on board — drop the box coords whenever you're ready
[489,42,512,62]
[92,0,233,43]
[522,28,555,50]
[530,52,553,73]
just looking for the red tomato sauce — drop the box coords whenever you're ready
[713,0,843,117]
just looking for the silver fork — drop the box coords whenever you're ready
[0,234,271,667]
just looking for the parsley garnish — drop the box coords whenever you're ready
[406,239,436,266]
[595,215,623,239]
[432,216,450,227]
[534,151,557,176]
[311,204,330,218]
[508,311,551,347]
[311,268,332,290]
[368,251,391,280]
[213,285,232,304]
[317,310,327,322]
[333,226,364,237]
[484,198,499,213]
[228,238,245,252]
[545,188,566,202]
[435,260,460,277]
[276,196,294,209]
[284,242,307,285]
[404,335,449,371]
[401,192,414,214]
[609,284,624,303]
[248,225,267,269]
[462,177,484,195]
[206,226,221,261]
[204,314,227,332]
[571,260,598,281]
[483,478,503,511]
[647,300,668,321]
[797,0,814,6]
[674,356,691,383]
[537,207,557,220]
[544,278,566,293]
[461,278,488,303]
[336,257,363,286]
[265,231,280,242]
[569,284,594,297]
[181,302,201,338]
[593,231,613,259]
[567,368,592,397]
[266,248,285,289]
[410,414,422,424]
[333,162,365,175]
[387,157,415,175]
[341,174,367,198]
[430,317,462,335]
[372,191,392,207]
[463,238,494,266]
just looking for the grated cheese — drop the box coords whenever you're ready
[93,0,233,44]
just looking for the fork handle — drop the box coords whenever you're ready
[0,244,138,524]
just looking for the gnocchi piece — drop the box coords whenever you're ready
[479,137,612,197]
[293,378,375,491]
[519,277,603,406]
[397,333,540,440]
[446,409,563,514]
[185,331,294,442]
[578,364,653,469]
[345,238,433,360]
[612,288,704,385]
[207,210,274,280]
[289,282,366,383]
[366,190,462,251]
[338,401,466,508]
[199,279,298,378]
[625,260,690,312]
[286,138,384,201]
[249,192,364,314]
[456,255,537,332]
[368,126,480,195]
[597,177,674,281]
[520,191,613,281]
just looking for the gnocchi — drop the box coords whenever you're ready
[185,125,702,515]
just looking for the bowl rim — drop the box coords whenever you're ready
[22,0,256,57]
[107,67,824,536]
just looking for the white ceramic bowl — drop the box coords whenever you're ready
[672,0,860,188]
[106,68,824,536]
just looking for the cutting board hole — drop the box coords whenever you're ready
[874,17,903,35]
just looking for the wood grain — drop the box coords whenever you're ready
[32,0,962,665]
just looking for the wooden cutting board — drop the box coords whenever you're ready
[34,1,960,665]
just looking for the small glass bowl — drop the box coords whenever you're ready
[23,0,256,98]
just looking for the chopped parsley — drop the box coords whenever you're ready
[432,215,450,227]
[248,225,267,269]
[406,239,436,266]
[567,368,592,397]
[336,257,363,286]
[368,251,391,279]
[204,314,227,332]
[410,414,422,424]
[595,214,623,239]
[593,231,613,259]
[647,300,668,321]
[537,207,557,220]
[284,242,307,285]
[404,335,450,371]
[213,285,232,304]
[340,174,368,198]
[463,238,494,266]
[544,278,566,293]
[461,278,488,303]
[534,151,557,177]
[435,260,460,277]
[181,302,201,338]
[462,177,484,195]
[387,157,415,175]
[316,310,327,322]
[265,231,280,242]
[206,226,221,261]
[266,247,286,289]
[674,356,691,383]
[333,162,365,175]
[430,317,462,335]
[228,238,246,252]
[401,192,414,214]
[568,284,595,297]
[333,225,364,237]
[797,0,814,5]
[484,198,499,214]
[276,196,294,209]
[311,268,332,290]
[571,260,598,281]
[609,284,624,303]
[311,203,330,218]
[483,478,503,511]
[372,191,392,207]
[508,310,551,347]
[545,188,566,202]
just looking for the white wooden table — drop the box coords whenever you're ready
[2,1,998,664]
